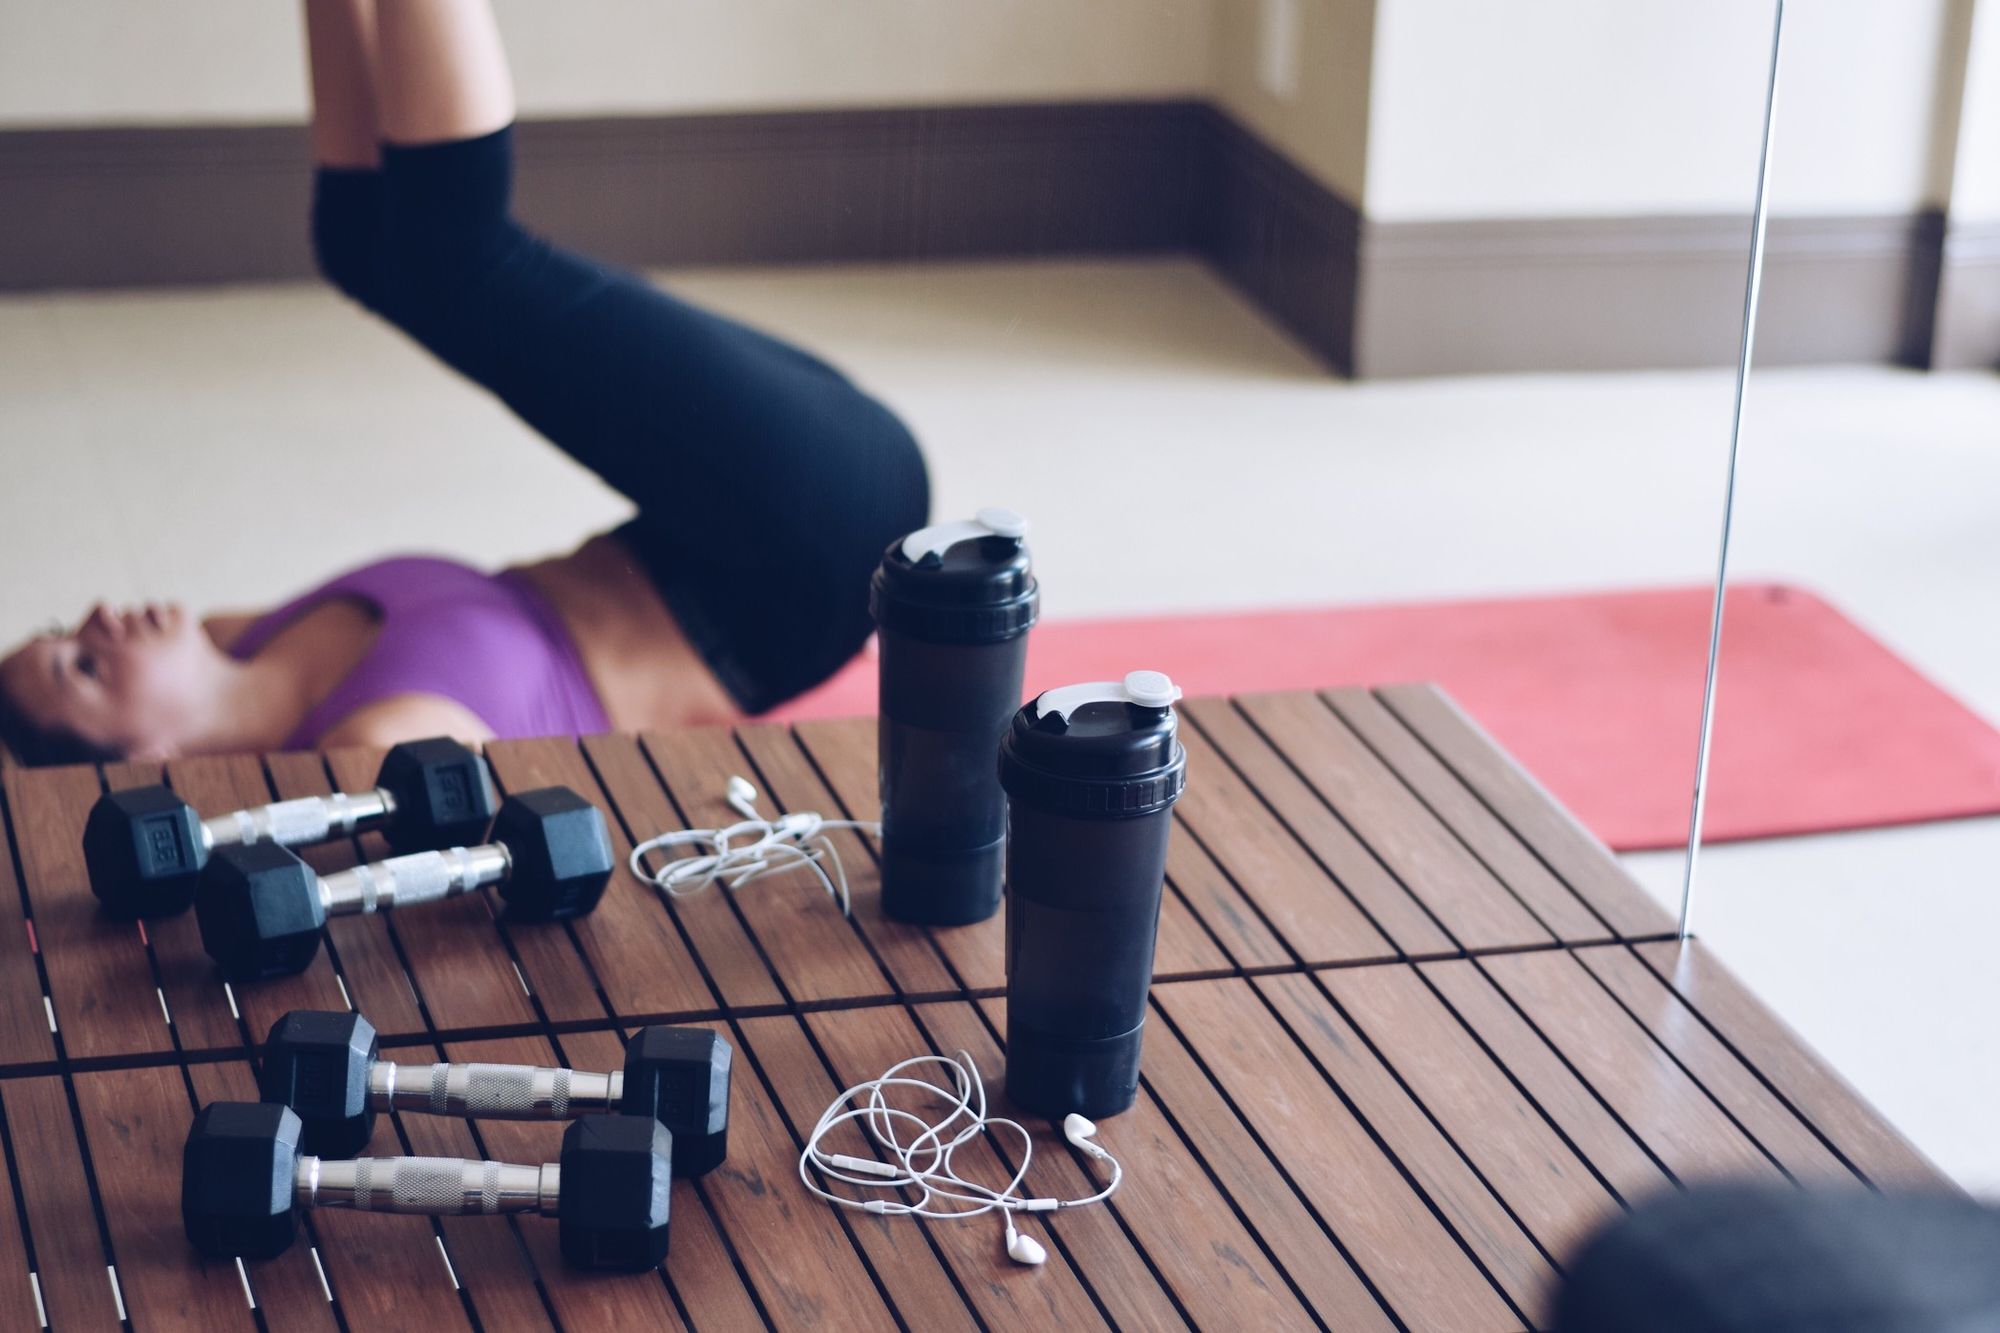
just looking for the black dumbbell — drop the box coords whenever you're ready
[84,737,498,918]
[183,1101,670,1272]
[259,1008,731,1174]
[196,786,613,981]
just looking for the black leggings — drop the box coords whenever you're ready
[311,126,929,714]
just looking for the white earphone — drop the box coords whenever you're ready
[800,1051,1123,1268]
[628,776,881,916]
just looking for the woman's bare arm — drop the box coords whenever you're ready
[315,692,496,751]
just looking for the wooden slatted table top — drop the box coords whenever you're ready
[0,684,1944,1331]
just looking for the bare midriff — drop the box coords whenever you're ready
[508,534,740,733]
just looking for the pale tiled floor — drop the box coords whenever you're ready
[3,258,1997,1191]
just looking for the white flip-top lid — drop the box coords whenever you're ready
[1034,670,1183,723]
[900,506,1030,563]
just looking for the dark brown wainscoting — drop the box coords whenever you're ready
[0,104,1961,377]
[1931,219,2000,371]
[0,102,1356,368]
[1354,210,1949,377]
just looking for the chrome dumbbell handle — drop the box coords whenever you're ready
[317,844,511,917]
[367,1060,623,1120]
[201,789,397,854]
[297,1155,559,1218]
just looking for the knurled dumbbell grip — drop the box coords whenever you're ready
[317,844,512,916]
[201,789,395,853]
[367,1060,622,1119]
[296,1155,560,1217]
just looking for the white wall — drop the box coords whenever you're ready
[1,0,1981,229]
[1209,0,1374,200]
[1364,0,1963,220]
[1951,0,2000,221]
[0,0,1212,127]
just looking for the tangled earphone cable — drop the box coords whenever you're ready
[628,776,881,916]
[800,1051,1122,1267]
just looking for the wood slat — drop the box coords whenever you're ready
[5,763,169,1059]
[1574,945,1856,1184]
[1148,875,1240,978]
[580,733,783,1010]
[1219,692,1554,950]
[262,751,429,1041]
[645,728,894,1005]
[0,787,53,1066]
[323,747,542,1035]
[184,1063,346,1330]
[1169,723,1399,966]
[75,1065,262,1332]
[555,1028,767,1330]
[1475,950,1783,1185]
[1417,958,1674,1209]
[190,1058,477,1332]
[687,1016,899,1328]
[1324,687,1610,942]
[1168,704,1432,964]
[443,1035,688,1330]
[1135,1007,1397,1329]
[383,1054,563,1333]
[484,737,713,1021]
[952,996,1318,1330]
[734,722,960,995]
[748,1009,1041,1329]
[0,1076,119,1327]
[1153,978,1521,1330]
[0,1098,40,1330]
[1634,939,1950,1191]
[1252,971,1558,1321]
[157,753,349,1054]
[1319,964,1624,1266]
[0,686,1944,1330]
[791,717,1229,984]
[1374,685,1673,938]
[792,716,1007,990]
[1160,810,1294,970]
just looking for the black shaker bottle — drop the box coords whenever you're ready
[999,670,1186,1118]
[871,507,1039,925]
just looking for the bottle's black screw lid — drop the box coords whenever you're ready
[999,672,1188,817]
[872,507,1040,643]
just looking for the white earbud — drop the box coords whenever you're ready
[1004,1216,1047,1266]
[725,776,760,820]
[799,1053,1123,1276]
[630,778,882,918]
[1063,1113,1106,1158]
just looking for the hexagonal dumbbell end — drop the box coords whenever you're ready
[83,786,205,918]
[183,1101,303,1261]
[558,1115,672,1272]
[620,1027,731,1177]
[259,1010,380,1158]
[196,844,328,981]
[493,788,614,921]
[376,738,500,854]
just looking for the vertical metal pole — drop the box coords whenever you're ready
[1679,0,1786,940]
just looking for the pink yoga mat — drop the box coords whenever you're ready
[768,583,2000,851]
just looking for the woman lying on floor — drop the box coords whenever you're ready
[0,0,927,766]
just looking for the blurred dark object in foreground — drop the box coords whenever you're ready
[1556,1185,2000,1332]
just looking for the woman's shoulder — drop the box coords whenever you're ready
[315,692,496,750]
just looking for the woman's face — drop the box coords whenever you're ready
[0,602,219,759]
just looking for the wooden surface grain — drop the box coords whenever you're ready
[0,687,1944,1330]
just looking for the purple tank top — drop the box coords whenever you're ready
[231,556,611,748]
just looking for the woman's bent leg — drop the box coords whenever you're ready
[304,0,386,306]
[330,0,931,712]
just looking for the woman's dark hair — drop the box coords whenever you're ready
[0,677,115,768]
